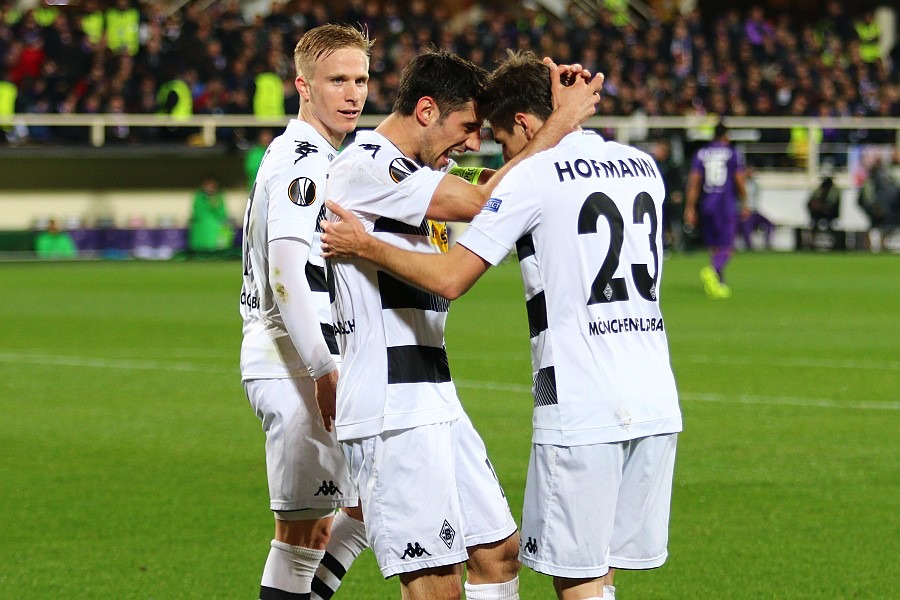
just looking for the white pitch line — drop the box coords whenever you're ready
[0,353,896,411]
[681,355,899,372]
[0,352,235,374]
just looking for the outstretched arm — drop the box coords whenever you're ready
[322,201,490,300]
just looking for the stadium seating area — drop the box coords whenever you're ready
[1,0,897,148]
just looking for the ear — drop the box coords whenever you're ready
[515,112,536,140]
[296,74,310,102]
[414,96,438,127]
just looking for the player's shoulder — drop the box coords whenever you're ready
[339,130,428,186]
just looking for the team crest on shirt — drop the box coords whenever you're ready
[287,177,317,207]
[389,157,419,183]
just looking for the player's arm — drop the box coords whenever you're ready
[684,169,702,228]
[425,62,604,222]
[735,169,749,216]
[268,237,338,430]
[322,201,490,300]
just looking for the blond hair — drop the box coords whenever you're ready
[294,24,373,78]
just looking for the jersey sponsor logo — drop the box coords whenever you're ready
[439,519,456,550]
[523,537,538,554]
[588,316,665,336]
[314,480,343,496]
[293,140,318,163]
[360,143,381,158]
[554,157,658,182]
[399,542,432,559]
[484,197,502,212]
[333,319,355,335]
[389,157,419,183]
[288,177,317,207]
[240,290,260,309]
[430,220,449,252]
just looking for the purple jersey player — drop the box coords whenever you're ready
[684,122,748,298]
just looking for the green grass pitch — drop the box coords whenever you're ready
[0,252,897,599]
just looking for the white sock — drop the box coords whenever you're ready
[604,584,617,599]
[260,539,324,598]
[311,511,368,600]
[464,576,519,599]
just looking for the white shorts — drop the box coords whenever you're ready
[244,378,357,517]
[342,413,517,578]
[520,433,678,578]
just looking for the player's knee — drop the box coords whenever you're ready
[274,512,334,549]
[466,533,521,583]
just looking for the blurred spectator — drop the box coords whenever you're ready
[652,138,686,252]
[807,168,841,232]
[857,158,900,251]
[243,127,272,191]
[188,174,233,254]
[738,167,774,250]
[35,218,77,259]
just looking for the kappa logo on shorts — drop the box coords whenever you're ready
[389,157,419,183]
[523,537,538,554]
[313,480,342,496]
[399,542,432,559]
[439,519,456,550]
[288,177,317,207]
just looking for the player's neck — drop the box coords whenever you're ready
[297,109,344,151]
[375,113,421,163]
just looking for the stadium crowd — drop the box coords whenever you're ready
[1,0,898,148]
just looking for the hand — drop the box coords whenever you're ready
[314,369,338,432]
[543,56,604,126]
[320,200,368,259]
[683,206,697,228]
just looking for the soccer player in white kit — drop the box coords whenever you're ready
[323,51,603,600]
[322,51,680,600]
[239,25,370,600]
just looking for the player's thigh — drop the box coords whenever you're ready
[609,433,677,569]
[342,424,469,579]
[244,378,356,512]
[452,412,518,549]
[520,442,624,580]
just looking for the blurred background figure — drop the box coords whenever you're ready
[857,157,900,252]
[738,167,774,250]
[188,174,233,255]
[653,138,686,253]
[243,128,273,192]
[35,218,77,259]
[807,167,841,233]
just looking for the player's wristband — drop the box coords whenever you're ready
[448,166,485,185]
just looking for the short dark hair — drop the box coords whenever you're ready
[480,50,552,132]
[393,49,488,118]
[714,122,728,139]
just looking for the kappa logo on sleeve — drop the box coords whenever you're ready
[389,157,419,183]
[484,198,502,213]
[292,140,318,163]
[287,177,317,207]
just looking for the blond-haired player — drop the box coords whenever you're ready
[239,24,371,599]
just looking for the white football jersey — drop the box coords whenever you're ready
[240,120,339,380]
[458,130,682,445]
[326,130,463,441]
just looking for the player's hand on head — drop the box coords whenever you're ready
[321,200,367,259]
[544,56,604,126]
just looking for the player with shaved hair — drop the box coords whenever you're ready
[238,24,371,600]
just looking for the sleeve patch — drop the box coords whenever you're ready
[288,177,317,207]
